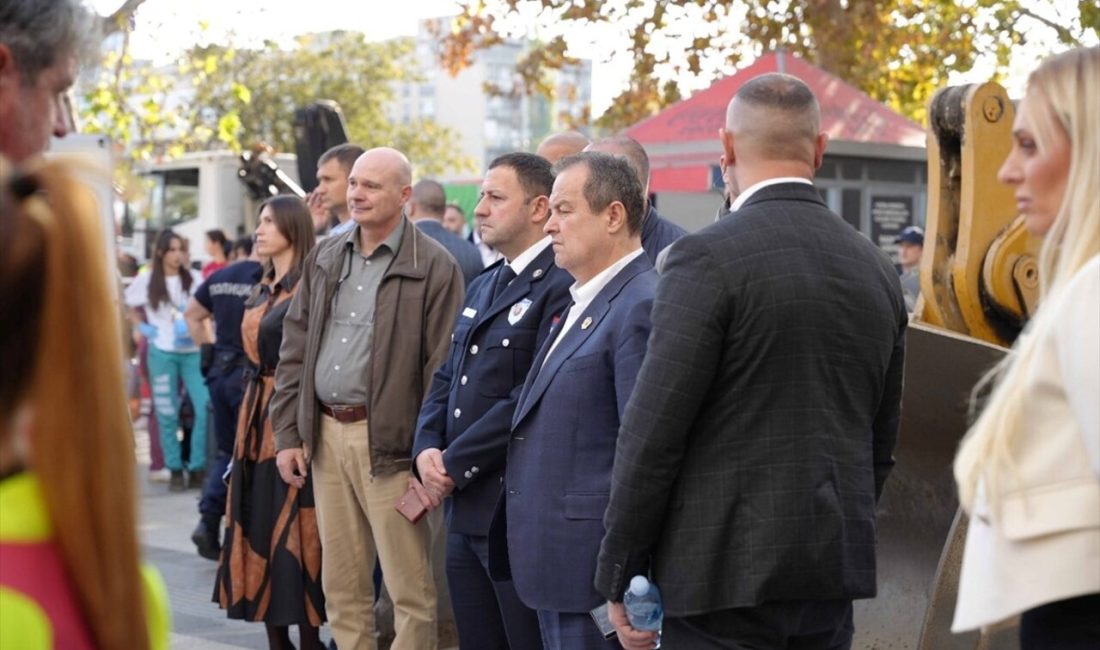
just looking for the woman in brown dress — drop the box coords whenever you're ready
[215,196,324,649]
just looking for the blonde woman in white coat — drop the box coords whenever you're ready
[953,46,1100,648]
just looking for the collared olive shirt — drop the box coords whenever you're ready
[314,219,405,405]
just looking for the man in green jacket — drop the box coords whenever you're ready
[271,147,464,650]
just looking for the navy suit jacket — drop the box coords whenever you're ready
[640,205,686,266]
[412,245,573,535]
[496,253,657,613]
[416,219,485,286]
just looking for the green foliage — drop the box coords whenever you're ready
[182,31,475,177]
[79,26,246,172]
[443,0,1096,131]
[80,19,475,180]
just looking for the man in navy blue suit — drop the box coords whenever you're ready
[413,152,572,649]
[495,152,658,649]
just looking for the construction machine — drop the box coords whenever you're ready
[850,81,1041,649]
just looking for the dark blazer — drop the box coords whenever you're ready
[640,205,687,266]
[412,244,573,535]
[595,182,907,616]
[416,219,485,285]
[497,253,657,613]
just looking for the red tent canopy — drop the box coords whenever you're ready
[627,52,926,191]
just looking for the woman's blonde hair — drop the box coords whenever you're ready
[0,157,150,649]
[954,46,1100,510]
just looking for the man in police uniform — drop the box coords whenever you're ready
[412,152,572,649]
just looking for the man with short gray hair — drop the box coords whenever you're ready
[585,135,686,265]
[495,152,658,648]
[0,0,95,163]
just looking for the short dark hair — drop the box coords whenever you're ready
[554,152,644,236]
[735,73,817,113]
[205,228,229,255]
[318,143,365,174]
[232,235,253,258]
[445,202,465,217]
[488,152,554,201]
[0,0,96,82]
[412,179,447,216]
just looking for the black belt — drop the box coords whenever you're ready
[319,402,368,423]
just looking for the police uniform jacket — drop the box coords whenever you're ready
[412,244,573,535]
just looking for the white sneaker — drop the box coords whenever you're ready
[148,468,171,483]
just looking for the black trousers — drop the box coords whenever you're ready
[663,599,853,650]
[1020,593,1100,650]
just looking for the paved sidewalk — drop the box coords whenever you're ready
[135,422,456,649]
[136,413,325,649]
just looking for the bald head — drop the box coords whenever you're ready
[725,73,821,166]
[411,179,447,219]
[348,147,414,230]
[359,147,413,186]
[585,135,650,197]
[536,131,590,164]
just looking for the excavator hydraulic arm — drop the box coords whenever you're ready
[852,81,1041,649]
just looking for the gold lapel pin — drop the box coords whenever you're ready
[581,316,593,330]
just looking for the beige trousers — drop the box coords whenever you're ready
[313,414,437,650]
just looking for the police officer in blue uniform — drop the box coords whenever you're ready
[413,153,572,649]
[184,255,263,559]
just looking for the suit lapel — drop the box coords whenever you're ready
[513,254,649,428]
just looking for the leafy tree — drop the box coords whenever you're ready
[80,4,475,178]
[185,31,476,177]
[441,0,1098,130]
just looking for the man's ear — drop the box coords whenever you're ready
[605,201,627,234]
[720,127,736,168]
[529,195,550,225]
[813,132,829,169]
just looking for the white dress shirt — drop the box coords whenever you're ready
[730,176,814,212]
[506,236,552,277]
[542,248,646,367]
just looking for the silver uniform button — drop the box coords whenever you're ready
[532,268,543,278]
[470,344,479,355]
[454,408,462,418]
[502,338,510,347]
[464,470,473,479]
[471,466,479,474]
[461,376,468,385]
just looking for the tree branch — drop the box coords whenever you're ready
[100,0,147,38]
[1015,7,1080,46]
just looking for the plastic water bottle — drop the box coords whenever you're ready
[624,575,663,647]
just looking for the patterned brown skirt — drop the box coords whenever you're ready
[214,372,325,626]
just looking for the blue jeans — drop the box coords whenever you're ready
[147,346,209,472]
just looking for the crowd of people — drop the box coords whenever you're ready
[1,1,1098,650]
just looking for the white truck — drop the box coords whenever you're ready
[124,150,302,263]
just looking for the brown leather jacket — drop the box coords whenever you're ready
[271,218,465,476]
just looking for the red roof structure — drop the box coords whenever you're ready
[627,51,927,192]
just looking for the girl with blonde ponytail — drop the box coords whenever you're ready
[0,157,170,649]
[952,46,1100,646]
